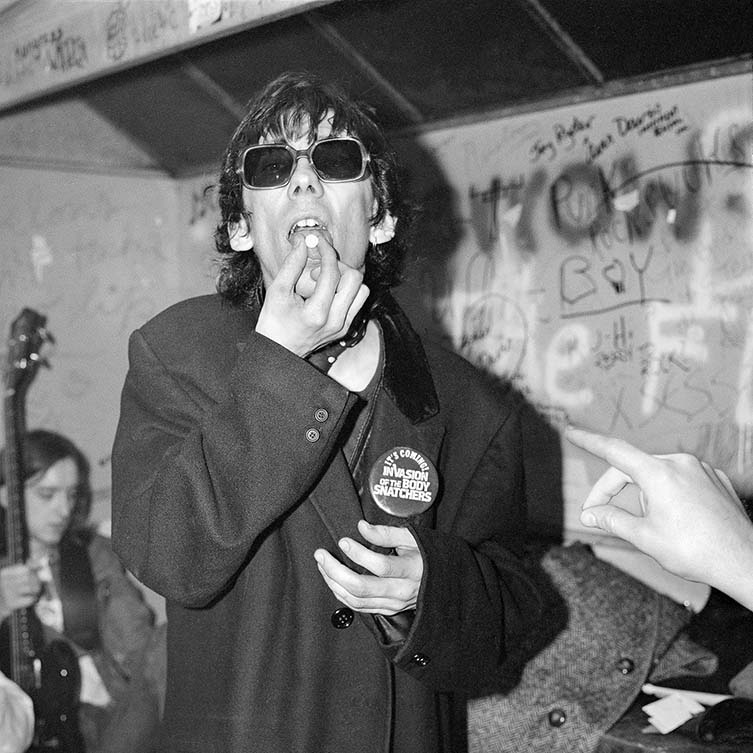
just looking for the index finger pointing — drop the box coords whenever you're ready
[566,426,654,484]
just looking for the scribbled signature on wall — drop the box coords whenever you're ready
[397,72,753,498]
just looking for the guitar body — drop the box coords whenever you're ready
[1,309,86,751]
[0,616,85,752]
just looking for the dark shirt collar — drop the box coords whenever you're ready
[239,291,440,424]
[372,293,439,424]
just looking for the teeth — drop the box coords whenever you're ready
[291,218,324,234]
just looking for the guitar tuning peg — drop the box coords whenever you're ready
[40,327,55,345]
[28,352,52,369]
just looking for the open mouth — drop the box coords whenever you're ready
[288,217,328,238]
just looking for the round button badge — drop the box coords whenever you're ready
[368,446,439,517]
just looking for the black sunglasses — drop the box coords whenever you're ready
[237,136,371,189]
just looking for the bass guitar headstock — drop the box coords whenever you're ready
[4,308,54,396]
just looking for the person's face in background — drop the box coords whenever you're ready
[24,458,79,548]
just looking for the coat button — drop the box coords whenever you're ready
[331,607,354,629]
[410,653,430,667]
[305,428,320,443]
[616,657,635,675]
[314,408,329,422]
[548,708,567,727]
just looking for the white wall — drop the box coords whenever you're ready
[389,70,753,607]
[0,165,207,621]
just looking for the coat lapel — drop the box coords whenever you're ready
[309,293,446,544]
[357,386,446,531]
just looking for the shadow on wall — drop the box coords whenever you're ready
[392,133,565,545]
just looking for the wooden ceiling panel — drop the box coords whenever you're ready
[316,0,589,120]
[81,58,242,175]
[1,0,749,177]
[184,13,419,131]
[538,0,753,79]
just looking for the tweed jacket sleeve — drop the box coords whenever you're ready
[468,543,717,753]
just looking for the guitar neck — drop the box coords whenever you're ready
[3,392,30,564]
[3,390,38,691]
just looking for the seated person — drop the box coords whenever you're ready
[0,429,157,752]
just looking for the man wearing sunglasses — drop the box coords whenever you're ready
[111,71,546,753]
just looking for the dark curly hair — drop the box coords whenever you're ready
[0,429,93,545]
[214,71,414,308]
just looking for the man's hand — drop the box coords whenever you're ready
[255,234,369,358]
[566,426,753,609]
[314,520,423,615]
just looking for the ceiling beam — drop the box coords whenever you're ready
[179,55,246,121]
[304,10,424,125]
[0,0,339,114]
[516,0,604,85]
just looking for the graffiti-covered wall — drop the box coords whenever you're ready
[393,68,753,548]
[0,167,186,497]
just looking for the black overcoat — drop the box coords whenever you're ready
[111,293,546,753]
